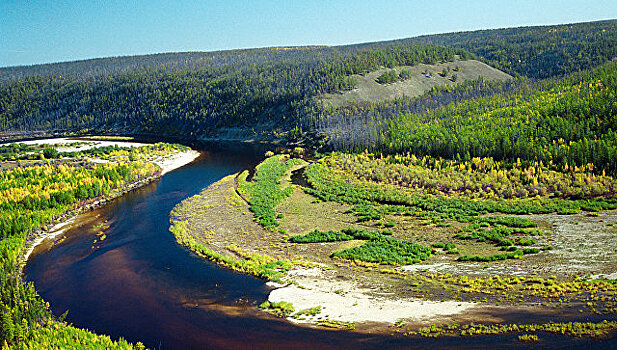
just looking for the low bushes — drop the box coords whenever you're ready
[289,227,432,265]
[259,301,295,317]
[238,155,303,230]
[332,237,432,264]
[288,230,354,243]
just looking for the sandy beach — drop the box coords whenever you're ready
[155,149,200,175]
[18,137,151,152]
[17,137,201,175]
[21,217,82,264]
[267,267,477,326]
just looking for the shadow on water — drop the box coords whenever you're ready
[25,142,617,349]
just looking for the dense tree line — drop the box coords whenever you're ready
[326,153,617,200]
[1,20,617,172]
[381,62,617,175]
[4,19,616,82]
[0,162,158,241]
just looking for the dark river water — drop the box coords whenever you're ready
[24,142,617,349]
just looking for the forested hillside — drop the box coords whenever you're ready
[1,19,616,154]
[375,19,617,79]
[0,44,466,138]
[382,62,617,175]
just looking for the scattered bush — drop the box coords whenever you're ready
[42,147,59,159]
[291,305,322,319]
[259,301,295,317]
[518,334,539,342]
[384,221,397,227]
[376,70,400,84]
[399,69,412,80]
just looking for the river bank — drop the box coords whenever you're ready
[167,165,491,332]
[267,266,478,327]
[19,143,617,349]
[168,153,617,341]
[17,142,200,271]
[0,138,205,349]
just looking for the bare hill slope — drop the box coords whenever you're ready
[321,59,511,105]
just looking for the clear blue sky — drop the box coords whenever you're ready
[1,0,616,67]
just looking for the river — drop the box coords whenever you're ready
[24,142,615,349]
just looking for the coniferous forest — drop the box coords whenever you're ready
[1,19,617,170]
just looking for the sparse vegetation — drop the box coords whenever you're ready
[259,301,296,317]
[169,219,291,281]
[412,321,617,338]
[317,320,356,330]
[291,305,322,319]
[518,334,539,342]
